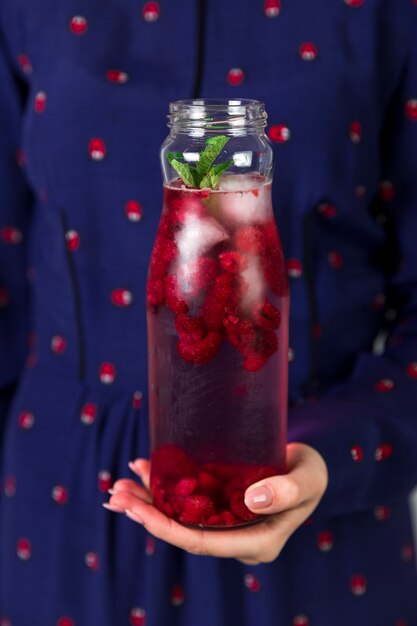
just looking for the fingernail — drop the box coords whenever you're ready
[108,488,115,495]
[125,509,145,524]
[128,461,137,472]
[245,484,273,510]
[102,502,124,513]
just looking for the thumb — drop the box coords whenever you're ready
[244,475,301,514]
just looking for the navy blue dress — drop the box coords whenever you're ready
[1,1,417,624]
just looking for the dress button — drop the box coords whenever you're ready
[299,43,317,61]
[264,0,281,17]
[268,124,291,143]
[106,69,129,84]
[34,91,47,113]
[142,1,160,21]
[125,200,143,222]
[69,15,88,35]
[227,67,245,86]
[88,138,106,161]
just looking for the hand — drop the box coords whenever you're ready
[104,443,328,565]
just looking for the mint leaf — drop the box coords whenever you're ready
[166,152,184,163]
[196,135,230,178]
[200,170,218,189]
[210,159,233,177]
[169,159,197,187]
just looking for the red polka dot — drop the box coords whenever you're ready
[227,67,245,86]
[371,293,386,310]
[111,288,133,307]
[51,335,67,354]
[375,443,393,461]
[170,584,185,606]
[350,574,367,595]
[1,226,23,244]
[129,608,146,626]
[17,537,32,560]
[142,1,160,21]
[405,99,417,121]
[299,42,317,61]
[34,91,47,113]
[244,573,261,592]
[26,352,38,368]
[125,200,143,222]
[98,470,112,492]
[17,53,32,74]
[264,0,281,17]
[106,69,129,84]
[406,362,417,378]
[69,15,88,35]
[351,444,364,462]
[327,251,344,269]
[16,148,26,167]
[4,476,16,497]
[57,619,75,626]
[401,543,414,562]
[0,287,10,308]
[18,411,35,429]
[52,485,68,504]
[378,180,394,202]
[132,390,143,409]
[65,229,80,251]
[355,185,366,198]
[99,362,116,384]
[293,616,310,626]
[317,202,337,218]
[145,535,155,555]
[374,505,391,521]
[0,617,12,626]
[88,138,106,161]
[287,258,303,278]
[85,551,100,571]
[312,324,322,339]
[344,0,364,6]
[268,124,291,143]
[350,120,362,143]
[374,378,394,393]
[80,402,97,425]
[317,530,334,552]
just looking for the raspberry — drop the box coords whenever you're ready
[177,330,222,365]
[197,471,220,493]
[164,275,189,314]
[179,494,215,524]
[175,314,205,343]
[146,278,165,309]
[169,197,207,224]
[202,273,238,329]
[174,477,198,497]
[243,353,269,372]
[219,251,247,273]
[257,328,279,357]
[206,514,223,526]
[151,445,196,480]
[178,257,218,296]
[234,225,266,254]
[149,237,177,279]
[229,491,258,522]
[221,510,239,526]
[253,299,281,330]
[226,320,257,354]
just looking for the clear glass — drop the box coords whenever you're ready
[147,99,289,529]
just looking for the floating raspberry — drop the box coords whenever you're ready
[219,251,247,273]
[152,445,197,480]
[243,353,269,372]
[229,491,258,522]
[146,277,165,309]
[226,319,257,354]
[175,314,205,343]
[149,237,177,278]
[179,494,215,524]
[221,510,239,526]
[177,330,222,365]
[253,299,281,330]
[164,275,189,314]
[202,272,238,329]
[197,471,220,493]
[206,514,223,526]
[169,196,207,224]
[178,256,218,295]
[257,328,279,357]
[174,477,198,497]
[234,225,266,254]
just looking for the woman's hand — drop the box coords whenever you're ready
[104,443,328,565]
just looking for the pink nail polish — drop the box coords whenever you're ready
[107,488,115,495]
[102,502,124,513]
[245,485,273,510]
[125,509,145,524]
[128,461,136,471]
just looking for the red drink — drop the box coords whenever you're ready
[147,173,289,528]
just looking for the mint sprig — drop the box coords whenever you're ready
[166,135,232,189]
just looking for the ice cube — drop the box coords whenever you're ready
[214,175,272,226]
[175,214,230,262]
[241,254,266,313]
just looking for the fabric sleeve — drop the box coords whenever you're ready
[287,21,417,521]
[0,25,33,437]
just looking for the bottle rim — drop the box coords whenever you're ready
[168,98,267,131]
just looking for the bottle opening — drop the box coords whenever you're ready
[168,99,267,132]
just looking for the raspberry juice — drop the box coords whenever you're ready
[147,173,289,529]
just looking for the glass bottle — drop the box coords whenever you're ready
[146,99,289,529]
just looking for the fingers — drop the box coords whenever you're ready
[110,479,152,504]
[128,458,151,489]
[244,443,328,516]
